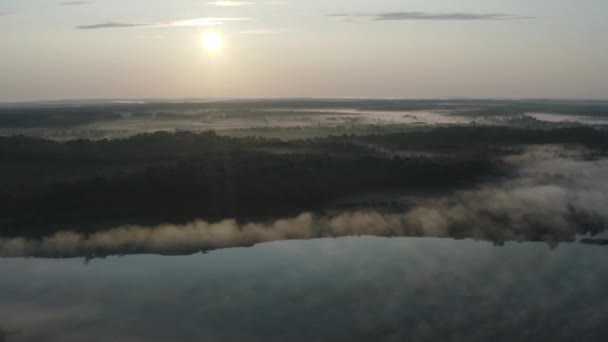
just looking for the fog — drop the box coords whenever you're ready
[3,100,607,141]
[2,147,606,258]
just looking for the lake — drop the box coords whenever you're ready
[1,236,607,341]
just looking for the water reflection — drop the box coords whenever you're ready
[1,237,608,341]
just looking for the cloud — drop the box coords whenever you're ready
[207,1,287,6]
[77,22,146,29]
[207,1,255,6]
[60,1,91,5]
[0,11,13,16]
[240,29,280,34]
[329,12,532,21]
[76,17,249,30]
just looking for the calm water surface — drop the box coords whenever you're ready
[1,237,607,342]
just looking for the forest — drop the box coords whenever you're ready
[2,125,607,238]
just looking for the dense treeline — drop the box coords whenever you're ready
[3,154,496,236]
[1,126,606,236]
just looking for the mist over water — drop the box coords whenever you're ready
[2,147,607,258]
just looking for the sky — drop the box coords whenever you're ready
[0,0,607,101]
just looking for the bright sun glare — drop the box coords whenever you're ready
[203,32,223,53]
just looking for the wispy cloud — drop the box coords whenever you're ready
[60,1,91,5]
[207,1,255,6]
[206,1,286,6]
[329,12,532,21]
[0,11,13,16]
[76,17,249,30]
[240,28,281,34]
[77,22,148,29]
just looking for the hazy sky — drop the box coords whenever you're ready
[1,0,607,101]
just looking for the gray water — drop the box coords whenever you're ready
[1,237,607,342]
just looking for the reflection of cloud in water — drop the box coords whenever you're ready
[2,148,607,258]
[1,237,608,341]
[0,303,99,342]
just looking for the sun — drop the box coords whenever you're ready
[203,32,222,53]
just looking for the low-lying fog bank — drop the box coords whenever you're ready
[2,147,606,258]
[2,99,608,141]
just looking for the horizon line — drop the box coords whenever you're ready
[2,96,608,106]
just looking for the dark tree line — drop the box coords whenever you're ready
[1,126,606,236]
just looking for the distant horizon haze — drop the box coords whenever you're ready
[1,0,607,101]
